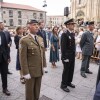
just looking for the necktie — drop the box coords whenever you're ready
[34,36,39,44]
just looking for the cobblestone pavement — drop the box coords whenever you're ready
[0,38,99,100]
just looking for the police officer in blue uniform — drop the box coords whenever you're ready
[60,19,76,92]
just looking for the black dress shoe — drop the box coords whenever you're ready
[81,73,87,78]
[7,71,12,74]
[68,83,75,88]
[86,71,93,74]
[3,89,11,96]
[60,87,70,92]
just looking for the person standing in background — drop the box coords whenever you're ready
[14,26,25,84]
[49,26,59,68]
[0,22,11,96]
[80,21,94,78]
[4,29,12,74]
[76,27,84,60]
[47,27,52,47]
[0,23,12,74]
[95,29,100,87]
[37,20,47,73]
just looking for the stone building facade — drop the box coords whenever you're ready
[0,2,46,29]
[46,16,66,28]
[70,0,100,23]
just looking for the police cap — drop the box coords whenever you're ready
[28,20,38,24]
[64,18,76,25]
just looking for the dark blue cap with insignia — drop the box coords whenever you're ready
[64,18,76,25]
[28,20,38,24]
[86,21,94,25]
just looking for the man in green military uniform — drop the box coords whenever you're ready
[19,20,46,100]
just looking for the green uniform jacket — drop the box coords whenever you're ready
[19,34,46,77]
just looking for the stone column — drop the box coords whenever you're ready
[97,0,100,22]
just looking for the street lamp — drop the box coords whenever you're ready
[42,0,47,27]
[43,0,47,7]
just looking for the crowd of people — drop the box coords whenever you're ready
[0,18,100,100]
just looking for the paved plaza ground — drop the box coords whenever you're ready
[0,38,99,100]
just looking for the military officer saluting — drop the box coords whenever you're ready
[19,20,46,100]
[61,19,76,92]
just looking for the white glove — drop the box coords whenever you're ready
[23,74,31,80]
[64,59,69,62]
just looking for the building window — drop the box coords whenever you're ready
[18,19,22,25]
[9,10,13,17]
[3,11,6,14]
[18,11,22,18]
[40,13,43,19]
[33,13,37,19]
[4,20,6,23]
[79,0,81,4]
[9,19,14,26]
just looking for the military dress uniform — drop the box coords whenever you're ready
[61,29,75,89]
[19,33,46,100]
[80,21,94,78]
[60,19,76,92]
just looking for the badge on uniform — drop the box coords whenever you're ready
[69,36,71,39]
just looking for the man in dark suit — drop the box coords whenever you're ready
[4,29,12,74]
[61,19,76,92]
[80,21,94,78]
[0,22,11,96]
[37,20,47,73]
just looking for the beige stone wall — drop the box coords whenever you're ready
[70,0,100,23]
[2,8,46,28]
[46,16,65,27]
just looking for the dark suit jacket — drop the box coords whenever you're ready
[61,30,75,61]
[0,31,9,63]
[14,35,21,49]
[4,31,12,46]
[4,30,12,58]
[94,81,100,100]
[80,31,94,56]
[37,29,47,48]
